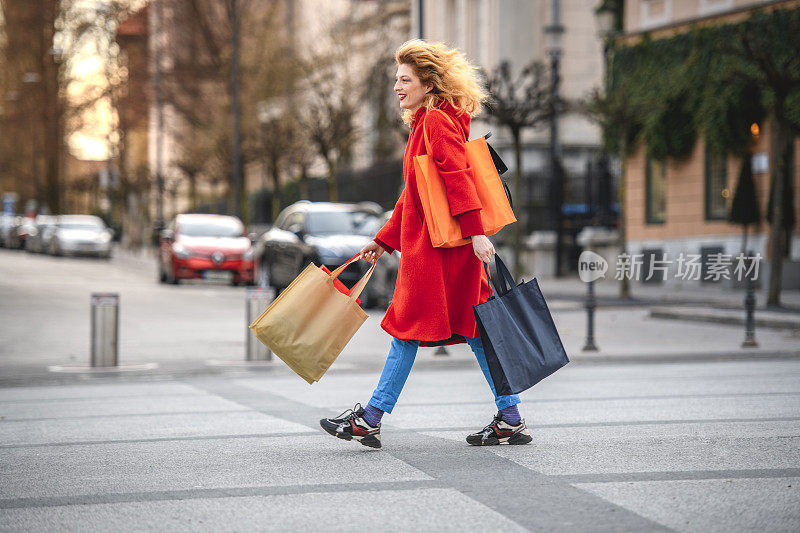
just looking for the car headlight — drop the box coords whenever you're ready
[99,232,111,243]
[172,243,191,259]
[244,247,255,261]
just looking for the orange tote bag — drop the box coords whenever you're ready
[413,110,516,248]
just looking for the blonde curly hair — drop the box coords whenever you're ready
[395,39,487,125]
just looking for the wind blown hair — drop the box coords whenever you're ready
[395,39,487,125]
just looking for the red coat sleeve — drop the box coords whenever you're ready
[456,209,484,238]
[425,111,483,219]
[374,189,405,254]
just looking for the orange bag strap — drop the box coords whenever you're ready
[328,253,376,302]
[422,109,467,157]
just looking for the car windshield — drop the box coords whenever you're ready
[306,211,380,236]
[180,219,243,238]
[59,221,104,231]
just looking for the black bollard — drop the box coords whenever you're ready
[742,258,758,348]
[582,279,599,351]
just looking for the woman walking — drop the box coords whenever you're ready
[320,40,531,449]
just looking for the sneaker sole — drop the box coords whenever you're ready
[466,429,532,446]
[319,419,382,449]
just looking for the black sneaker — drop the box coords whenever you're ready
[466,412,532,446]
[320,403,381,449]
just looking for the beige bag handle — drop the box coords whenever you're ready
[329,254,376,302]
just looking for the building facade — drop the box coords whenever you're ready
[620,0,800,289]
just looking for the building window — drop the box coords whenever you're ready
[645,154,666,224]
[641,0,672,30]
[699,0,733,16]
[705,147,728,220]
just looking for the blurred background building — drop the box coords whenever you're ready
[612,0,800,298]
[1,0,798,302]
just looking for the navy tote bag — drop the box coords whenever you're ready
[473,254,569,396]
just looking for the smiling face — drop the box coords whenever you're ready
[394,63,432,112]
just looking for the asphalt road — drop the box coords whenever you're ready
[1,247,799,531]
[1,359,799,531]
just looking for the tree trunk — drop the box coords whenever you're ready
[766,117,789,306]
[512,129,523,279]
[618,136,630,299]
[188,173,198,211]
[299,163,309,200]
[42,0,60,214]
[327,158,338,202]
[271,160,281,222]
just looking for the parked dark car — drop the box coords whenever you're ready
[370,210,401,308]
[254,201,384,307]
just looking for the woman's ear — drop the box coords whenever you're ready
[425,84,433,94]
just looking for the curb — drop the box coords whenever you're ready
[542,291,800,313]
[649,308,800,330]
[567,349,800,365]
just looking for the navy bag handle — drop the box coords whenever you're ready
[483,254,515,297]
[494,254,516,294]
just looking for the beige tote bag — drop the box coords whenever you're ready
[249,254,375,384]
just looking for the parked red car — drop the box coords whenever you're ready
[158,214,255,285]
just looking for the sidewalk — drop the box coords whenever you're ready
[537,275,800,310]
[532,274,800,333]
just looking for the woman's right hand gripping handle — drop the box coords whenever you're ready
[360,241,385,263]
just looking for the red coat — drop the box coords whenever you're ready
[374,101,492,346]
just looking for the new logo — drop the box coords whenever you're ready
[578,251,608,283]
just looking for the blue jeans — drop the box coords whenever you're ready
[368,336,521,413]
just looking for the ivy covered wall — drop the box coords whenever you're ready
[601,7,799,160]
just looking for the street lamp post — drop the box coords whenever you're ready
[50,46,67,215]
[153,0,165,244]
[594,2,629,298]
[418,0,424,38]
[22,72,45,213]
[230,0,244,220]
[545,0,565,278]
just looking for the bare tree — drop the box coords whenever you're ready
[295,0,409,203]
[301,63,360,203]
[484,61,550,279]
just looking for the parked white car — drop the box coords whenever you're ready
[0,214,20,248]
[48,215,113,258]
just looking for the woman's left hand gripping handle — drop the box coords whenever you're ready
[471,235,495,264]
